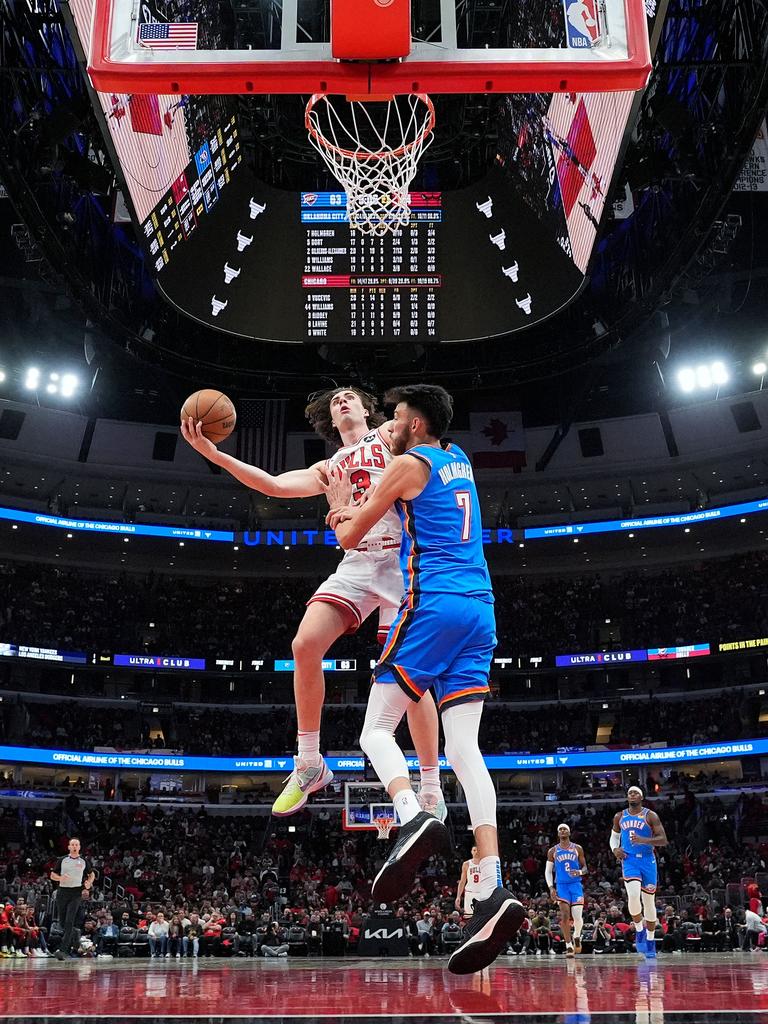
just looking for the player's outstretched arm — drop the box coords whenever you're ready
[181,418,325,497]
[325,454,429,550]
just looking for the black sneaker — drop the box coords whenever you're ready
[54,949,66,961]
[371,811,450,903]
[448,887,525,975]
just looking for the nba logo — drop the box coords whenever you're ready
[564,0,599,47]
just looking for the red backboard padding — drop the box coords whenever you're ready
[331,0,411,60]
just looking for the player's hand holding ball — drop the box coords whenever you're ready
[180,390,236,462]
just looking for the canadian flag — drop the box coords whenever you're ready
[469,412,526,471]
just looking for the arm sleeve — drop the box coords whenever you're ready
[545,862,554,887]
[610,830,621,850]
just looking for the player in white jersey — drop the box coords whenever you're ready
[181,387,443,818]
[456,846,482,918]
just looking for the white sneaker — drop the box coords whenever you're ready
[165,953,170,958]
[176,953,181,958]
[417,788,448,823]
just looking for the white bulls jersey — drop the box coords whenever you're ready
[308,424,402,642]
[464,859,482,916]
[326,424,401,545]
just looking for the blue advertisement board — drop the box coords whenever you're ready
[0,738,762,773]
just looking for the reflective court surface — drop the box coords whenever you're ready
[0,954,766,1021]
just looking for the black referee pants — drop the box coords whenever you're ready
[57,889,83,955]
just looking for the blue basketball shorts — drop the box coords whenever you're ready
[373,590,496,711]
[622,857,657,893]
[555,880,584,906]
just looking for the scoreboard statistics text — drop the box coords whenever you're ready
[301,192,441,340]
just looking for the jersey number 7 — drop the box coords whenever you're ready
[455,490,472,542]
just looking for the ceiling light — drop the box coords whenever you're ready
[61,374,79,397]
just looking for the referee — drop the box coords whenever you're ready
[50,837,95,960]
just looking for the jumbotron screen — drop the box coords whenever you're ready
[67,1,648,343]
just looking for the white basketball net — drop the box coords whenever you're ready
[305,93,436,237]
[373,816,395,840]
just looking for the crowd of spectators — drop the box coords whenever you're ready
[4,689,759,759]
[0,550,767,662]
[1,793,767,960]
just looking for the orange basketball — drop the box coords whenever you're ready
[180,390,236,444]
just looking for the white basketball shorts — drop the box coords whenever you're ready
[308,548,404,642]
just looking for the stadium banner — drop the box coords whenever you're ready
[647,644,710,660]
[0,506,234,542]
[113,654,206,670]
[2,494,768,545]
[0,643,88,665]
[0,738,763,773]
[523,497,768,540]
[719,637,768,653]
[555,649,647,668]
[274,659,356,672]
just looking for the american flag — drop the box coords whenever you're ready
[137,22,199,49]
[236,400,287,475]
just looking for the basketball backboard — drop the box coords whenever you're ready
[85,0,651,96]
[342,781,401,834]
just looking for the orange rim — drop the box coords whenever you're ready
[305,92,436,162]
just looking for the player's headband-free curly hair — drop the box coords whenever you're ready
[304,387,386,446]
[383,384,454,439]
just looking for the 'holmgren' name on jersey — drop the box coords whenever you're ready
[438,461,475,486]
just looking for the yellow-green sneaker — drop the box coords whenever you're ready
[272,758,334,817]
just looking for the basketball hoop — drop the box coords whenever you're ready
[305,93,436,237]
[373,815,396,840]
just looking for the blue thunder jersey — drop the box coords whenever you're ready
[554,842,581,888]
[397,443,493,599]
[619,807,655,858]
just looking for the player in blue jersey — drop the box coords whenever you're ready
[610,786,667,958]
[546,824,588,956]
[325,384,524,974]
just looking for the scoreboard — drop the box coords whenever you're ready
[302,192,440,340]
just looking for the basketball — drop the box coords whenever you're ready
[180,389,236,444]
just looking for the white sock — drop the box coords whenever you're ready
[645,924,656,942]
[419,764,441,796]
[476,855,502,900]
[297,730,321,763]
[393,788,422,825]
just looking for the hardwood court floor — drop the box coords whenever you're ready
[0,952,765,1022]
